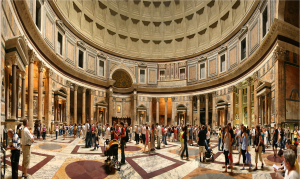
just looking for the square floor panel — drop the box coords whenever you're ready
[132,155,176,173]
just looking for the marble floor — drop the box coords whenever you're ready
[2,134,292,179]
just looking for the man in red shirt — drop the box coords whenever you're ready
[120,122,126,164]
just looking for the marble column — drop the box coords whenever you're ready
[253,72,258,126]
[156,97,159,124]
[197,95,200,126]
[205,94,209,125]
[164,97,168,126]
[108,88,113,125]
[265,94,268,126]
[38,61,45,124]
[28,50,35,129]
[171,97,175,125]
[237,82,243,126]
[66,81,71,125]
[21,72,26,119]
[148,97,152,124]
[5,66,9,119]
[11,64,17,120]
[82,87,86,124]
[96,106,99,123]
[122,98,126,117]
[189,96,193,125]
[16,71,20,119]
[45,68,53,131]
[73,84,78,124]
[268,93,271,125]
[89,89,94,123]
[246,77,252,127]
[212,92,216,129]
[133,91,137,127]
[229,86,236,126]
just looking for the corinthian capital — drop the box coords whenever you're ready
[246,77,252,86]
[66,80,71,88]
[237,82,243,89]
[28,49,36,63]
[253,71,258,81]
[272,46,286,61]
[38,61,45,72]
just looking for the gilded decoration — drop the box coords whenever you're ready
[112,70,132,88]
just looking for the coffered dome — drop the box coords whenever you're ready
[54,0,256,60]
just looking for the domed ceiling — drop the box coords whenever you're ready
[55,0,255,60]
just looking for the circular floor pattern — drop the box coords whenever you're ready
[191,173,235,179]
[176,148,199,155]
[124,146,142,152]
[266,155,283,163]
[39,144,62,150]
[65,161,108,179]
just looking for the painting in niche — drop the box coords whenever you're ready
[117,106,121,113]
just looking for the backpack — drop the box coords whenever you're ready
[17,128,22,138]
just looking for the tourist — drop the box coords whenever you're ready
[73,124,77,138]
[174,125,177,142]
[7,129,21,179]
[234,124,244,165]
[293,126,299,147]
[189,125,193,146]
[62,124,66,140]
[252,126,256,148]
[22,120,34,179]
[105,124,111,141]
[222,125,232,173]
[218,127,222,151]
[42,124,46,140]
[142,124,146,144]
[261,127,265,153]
[120,122,126,165]
[222,126,225,151]
[92,124,99,150]
[135,124,139,144]
[102,125,105,139]
[254,125,264,170]
[181,126,189,160]
[85,120,91,148]
[275,149,299,179]
[77,124,81,138]
[55,124,59,139]
[240,126,249,170]
[273,150,285,177]
[37,123,41,140]
[156,123,162,149]
[82,123,86,139]
[206,126,211,145]
[198,125,206,162]
[16,124,22,143]
[286,139,292,149]
[286,127,291,142]
[129,124,132,141]
[151,124,156,151]
[178,127,184,155]
[228,123,234,161]
[273,124,280,157]
[280,127,285,150]
[290,145,299,173]
[264,127,268,149]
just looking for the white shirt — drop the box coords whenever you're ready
[206,131,210,140]
[157,125,162,137]
[284,169,299,179]
[129,127,132,133]
[22,127,33,146]
[56,126,58,132]
[142,126,146,134]
[105,127,111,140]
[82,125,86,131]
[252,129,256,136]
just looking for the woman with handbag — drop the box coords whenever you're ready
[240,126,249,170]
[222,125,232,173]
[254,125,264,170]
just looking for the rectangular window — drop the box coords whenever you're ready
[200,63,205,79]
[35,0,42,30]
[57,32,63,55]
[99,60,104,76]
[160,70,165,81]
[262,6,268,37]
[180,68,185,80]
[241,38,246,60]
[140,69,145,83]
[78,50,84,68]
[220,54,226,72]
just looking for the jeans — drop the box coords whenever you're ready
[56,131,58,139]
[121,141,125,163]
[162,135,167,145]
[37,131,40,139]
[218,138,221,151]
[280,138,285,150]
[157,136,161,148]
[181,142,188,158]
[77,130,81,138]
[42,132,46,140]
[85,132,91,148]
[94,134,99,150]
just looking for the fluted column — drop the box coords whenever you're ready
[108,88,113,125]
[253,72,258,125]
[265,94,268,125]
[122,98,126,117]
[197,95,200,126]
[246,77,252,127]
[21,72,26,119]
[156,97,159,124]
[89,89,94,123]
[11,63,17,120]
[189,96,193,125]
[237,82,243,126]
[28,50,35,129]
[73,84,78,124]
[45,68,53,131]
[148,98,152,124]
[5,65,9,119]
[133,90,137,127]
[171,97,175,125]
[212,92,216,129]
[82,87,86,124]
[96,106,99,123]
[164,97,168,126]
[229,86,236,126]
[38,61,45,124]
[66,81,71,125]
[205,94,209,125]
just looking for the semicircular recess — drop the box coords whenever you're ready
[112,70,133,88]
[55,0,255,59]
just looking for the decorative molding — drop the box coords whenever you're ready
[138,62,147,68]
[89,89,95,95]
[259,0,267,12]
[148,97,152,102]
[45,68,54,79]
[66,80,71,88]
[82,87,87,93]
[212,92,216,97]
[237,82,243,89]
[228,86,236,93]
[272,46,286,62]
[38,61,45,72]
[77,41,86,50]
[56,20,66,34]
[253,71,258,81]
[171,97,175,102]
[28,49,36,63]
[218,46,227,54]
[246,77,252,86]
[189,96,193,101]
[97,52,106,59]
[164,97,168,102]
[73,84,78,91]
[205,93,209,99]
[238,26,248,39]
[178,61,186,67]
[198,56,207,62]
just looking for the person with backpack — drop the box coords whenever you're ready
[198,125,206,162]
[120,122,127,165]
